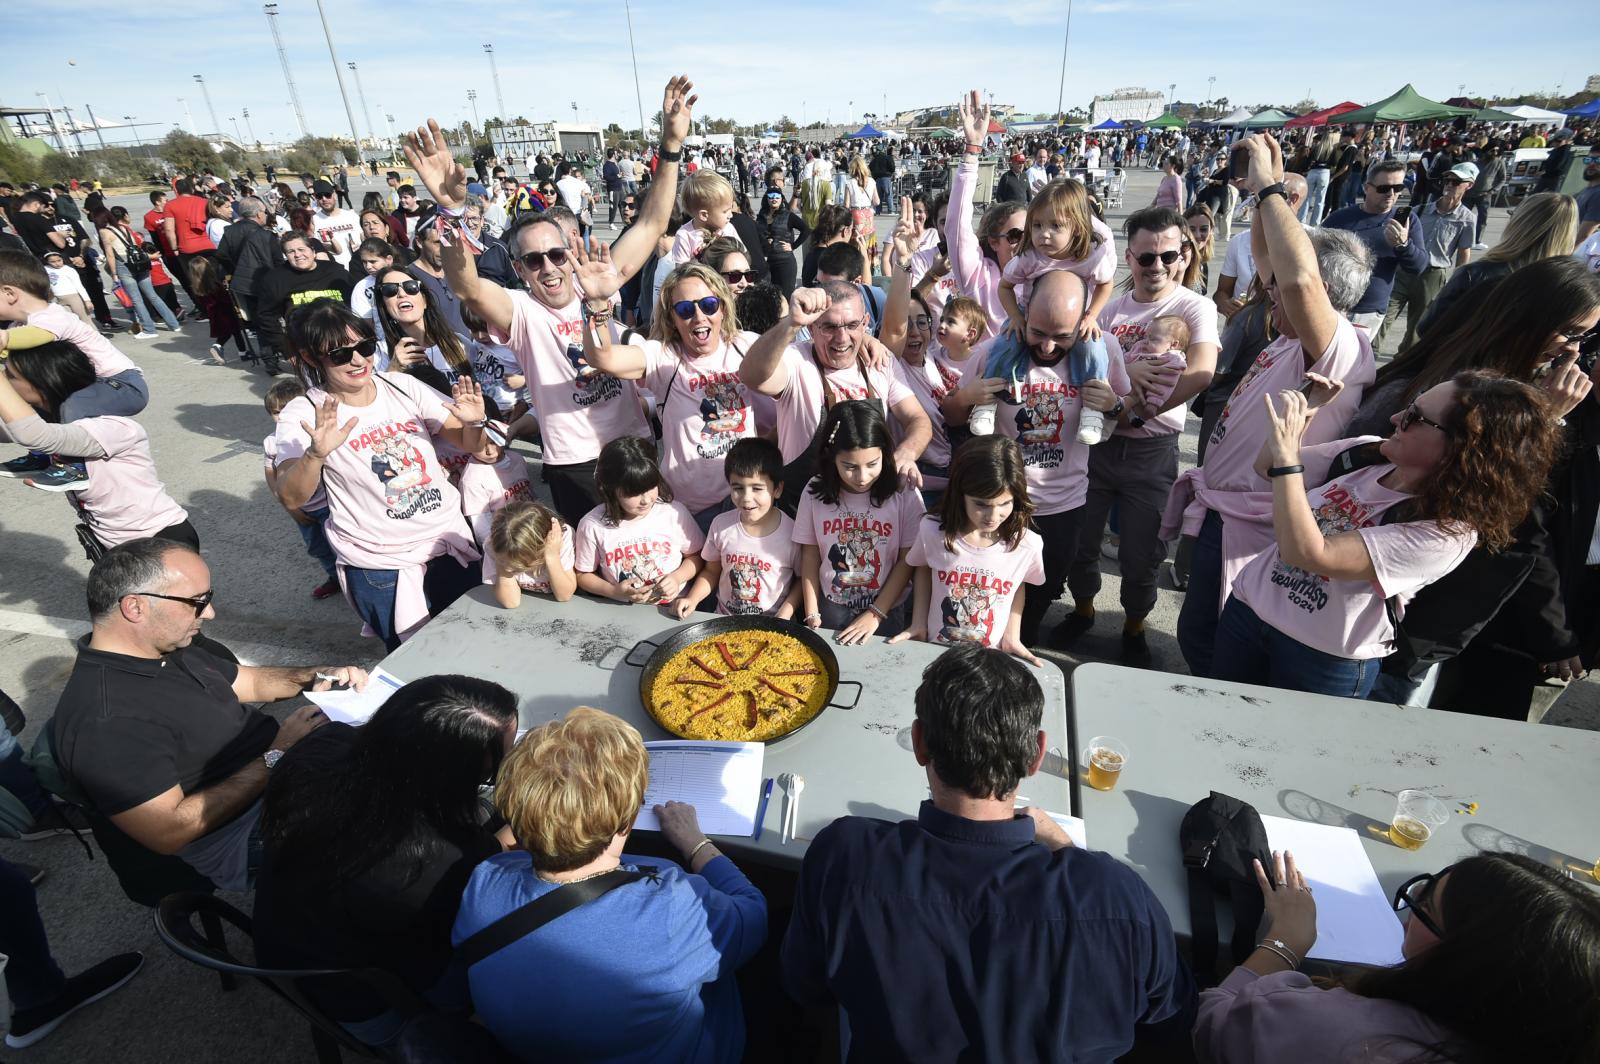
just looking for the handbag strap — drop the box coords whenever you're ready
[457,867,650,968]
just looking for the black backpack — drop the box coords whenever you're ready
[1180,791,1272,986]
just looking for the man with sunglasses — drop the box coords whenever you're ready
[1323,159,1430,333]
[1374,161,1477,353]
[50,538,367,893]
[404,76,698,526]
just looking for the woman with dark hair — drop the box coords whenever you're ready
[1195,851,1600,1063]
[372,266,480,396]
[273,302,485,649]
[0,342,194,553]
[1153,154,1186,211]
[359,204,409,253]
[349,237,398,322]
[1209,371,1562,697]
[253,674,518,1047]
[97,206,182,336]
[756,186,809,296]
[254,231,355,357]
[800,205,855,289]
[952,91,1029,336]
[698,237,759,299]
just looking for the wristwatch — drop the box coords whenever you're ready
[1255,182,1288,203]
[1108,397,1126,419]
[263,749,285,770]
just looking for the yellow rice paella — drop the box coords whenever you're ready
[647,630,829,741]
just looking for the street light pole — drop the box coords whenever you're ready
[263,3,309,138]
[348,61,378,151]
[123,115,144,150]
[83,104,110,152]
[1208,75,1216,117]
[623,0,648,144]
[483,45,507,124]
[179,97,197,136]
[194,75,222,141]
[384,112,398,162]
[1054,0,1075,125]
[242,108,258,147]
[468,90,480,136]
[1168,83,1176,115]
[312,0,365,162]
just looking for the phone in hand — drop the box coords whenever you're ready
[1393,205,1412,225]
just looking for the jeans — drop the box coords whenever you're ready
[115,263,180,332]
[1021,507,1084,646]
[1212,596,1379,698]
[0,856,66,1011]
[1302,167,1330,225]
[0,715,51,816]
[297,506,338,579]
[1377,266,1447,355]
[876,176,894,212]
[345,553,483,651]
[1176,508,1225,677]
[60,368,148,421]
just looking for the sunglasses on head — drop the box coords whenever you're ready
[326,336,380,366]
[518,247,570,270]
[377,279,422,299]
[720,270,759,285]
[673,295,723,320]
[1133,250,1184,267]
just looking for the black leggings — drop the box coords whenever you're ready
[1020,507,1083,646]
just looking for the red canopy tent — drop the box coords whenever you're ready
[986,119,1007,134]
[1284,102,1361,128]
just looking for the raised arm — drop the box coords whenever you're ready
[877,199,919,357]
[276,396,356,511]
[1260,389,1375,581]
[609,77,697,281]
[575,245,649,379]
[947,90,990,297]
[740,287,830,397]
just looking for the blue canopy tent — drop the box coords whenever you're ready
[847,124,887,139]
[1092,119,1124,130]
[1564,98,1600,119]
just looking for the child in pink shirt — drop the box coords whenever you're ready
[674,438,801,618]
[486,499,577,608]
[574,436,704,605]
[669,170,739,265]
[894,436,1045,664]
[793,401,925,644]
[458,420,533,555]
[1121,315,1190,423]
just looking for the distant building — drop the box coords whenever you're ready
[1089,89,1166,126]
[1585,73,1600,94]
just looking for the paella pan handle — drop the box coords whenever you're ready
[827,680,862,710]
[623,638,660,669]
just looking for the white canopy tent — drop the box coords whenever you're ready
[1494,104,1568,125]
[1214,106,1255,127]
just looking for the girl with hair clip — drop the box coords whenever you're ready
[793,400,926,644]
[892,436,1044,665]
[572,436,704,606]
[372,266,480,397]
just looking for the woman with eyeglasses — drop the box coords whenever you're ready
[952,91,1030,336]
[254,231,355,358]
[1206,370,1560,697]
[579,260,762,530]
[1194,850,1600,1063]
[756,187,809,297]
[273,301,485,650]
[254,675,519,1048]
[0,341,194,555]
[699,237,759,298]
[372,267,482,398]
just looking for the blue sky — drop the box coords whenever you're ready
[3,0,1595,147]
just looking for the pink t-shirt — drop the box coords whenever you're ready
[704,510,798,616]
[1000,216,1118,310]
[899,348,966,470]
[482,519,576,589]
[1100,284,1220,438]
[947,158,1007,334]
[460,450,534,548]
[431,433,473,489]
[669,221,739,265]
[573,498,704,587]
[273,373,475,565]
[640,332,761,513]
[908,244,957,320]
[907,518,1045,649]
[793,482,925,612]
[1203,318,1374,495]
[70,417,188,547]
[770,343,918,465]
[958,332,1131,516]
[29,303,139,379]
[490,290,649,467]
[264,430,329,512]
[1232,459,1475,659]
[1154,173,1185,211]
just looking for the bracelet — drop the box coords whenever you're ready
[1261,938,1303,966]
[864,603,887,621]
[687,837,715,862]
[964,144,983,156]
[1254,942,1299,970]
[1267,464,1304,477]
[435,203,464,218]
[657,145,683,163]
[803,613,822,625]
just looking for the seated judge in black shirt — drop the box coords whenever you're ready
[50,538,366,891]
[782,644,1195,1061]
[254,674,517,1047]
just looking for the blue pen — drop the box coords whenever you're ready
[752,777,775,841]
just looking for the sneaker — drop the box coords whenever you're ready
[1121,629,1153,668]
[130,328,157,341]
[4,952,145,1049]
[208,343,226,364]
[18,801,91,841]
[968,402,997,436]
[0,453,51,478]
[1048,610,1096,650]
[25,465,91,492]
[311,576,341,600]
[1100,534,1120,561]
[1077,406,1105,445]
[1470,242,1488,252]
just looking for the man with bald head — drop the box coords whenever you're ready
[945,270,1131,646]
[1213,172,1307,320]
[1323,159,1429,332]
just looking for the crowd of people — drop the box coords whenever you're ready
[2,71,1599,1060]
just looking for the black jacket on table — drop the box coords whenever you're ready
[213,221,283,299]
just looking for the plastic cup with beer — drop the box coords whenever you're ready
[1085,736,1129,792]
[1388,790,1449,850]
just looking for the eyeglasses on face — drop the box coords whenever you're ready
[517,247,570,270]
[1392,870,1446,939]
[813,319,866,335]
[377,279,422,299]
[1398,402,1449,434]
[909,314,932,329]
[1133,250,1184,267]
[997,227,1024,245]
[720,270,759,285]
[326,336,380,366]
[131,588,215,616]
[672,295,722,320]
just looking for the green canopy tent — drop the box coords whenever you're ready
[926,127,958,139]
[1145,112,1187,129]
[1335,85,1475,125]
[1471,107,1523,123]
[1242,109,1297,129]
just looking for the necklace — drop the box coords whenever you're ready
[537,863,621,886]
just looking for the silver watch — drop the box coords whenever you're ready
[263,749,285,770]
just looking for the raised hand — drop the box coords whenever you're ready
[660,76,699,153]
[403,119,468,210]
[958,89,990,148]
[789,287,831,328]
[447,375,486,425]
[891,196,919,264]
[1300,372,1344,410]
[571,236,623,301]
[1263,388,1313,466]
[302,395,357,460]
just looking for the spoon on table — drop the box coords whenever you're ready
[777,772,795,844]
[786,774,807,844]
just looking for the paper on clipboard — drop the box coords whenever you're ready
[305,666,406,725]
[632,741,765,837]
[1261,815,1405,967]
[1014,804,1088,849]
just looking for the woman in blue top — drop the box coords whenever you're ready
[454,706,767,1062]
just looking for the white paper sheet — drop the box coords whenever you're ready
[1014,802,1089,849]
[304,666,406,725]
[1261,814,1405,967]
[632,741,766,837]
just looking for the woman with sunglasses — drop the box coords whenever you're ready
[372,267,481,398]
[1206,370,1560,697]
[273,302,486,650]
[1194,851,1600,1063]
[0,341,194,555]
[254,231,355,359]
[699,237,759,299]
[579,259,762,530]
[952,91,1029,336]
[756,186,809,297]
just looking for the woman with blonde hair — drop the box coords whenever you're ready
[1417,192,1578,335]
[454,706,766,1062]
[1182,204,1216,296]
[579,255,765,529]
[844,155,881,258]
